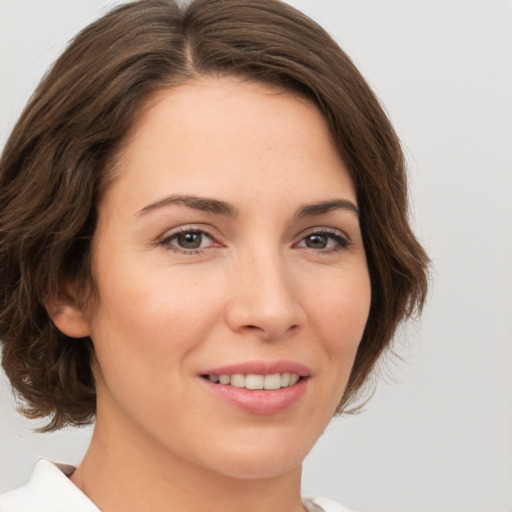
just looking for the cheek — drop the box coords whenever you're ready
[309,266,371,342]
[305,266,371,390]
[88,277,205,426]
[88,260,224,385]
[92,252,213,333]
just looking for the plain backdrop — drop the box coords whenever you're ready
[1,1,511,511]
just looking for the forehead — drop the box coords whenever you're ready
[104,76,355,216]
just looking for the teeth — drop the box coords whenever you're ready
[219,375,230,385]
[245,374,264,389]
[207,372,301,389]
[230,374,245,388]
[289,374,299,386]
[264,373,281,390]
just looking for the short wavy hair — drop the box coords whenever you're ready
[0,0,429,431]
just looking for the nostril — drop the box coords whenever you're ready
[241,323,300,340]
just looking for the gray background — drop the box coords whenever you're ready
[1,1,511,511]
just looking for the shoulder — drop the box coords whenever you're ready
[0,459,99,512]
[303,496,354,512]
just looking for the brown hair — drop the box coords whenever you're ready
[0,0,429,431]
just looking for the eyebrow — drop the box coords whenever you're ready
[295,199,359,218]
[137,194,358,219]
[137,194,239,217]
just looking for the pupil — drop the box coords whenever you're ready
[178,232,202,249]
[306,234,327,249]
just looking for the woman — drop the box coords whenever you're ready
[0,0,428,511]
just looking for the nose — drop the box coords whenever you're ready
[225,249,305,340]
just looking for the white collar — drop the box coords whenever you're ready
[0,459,99,512]
[0,459,350,512]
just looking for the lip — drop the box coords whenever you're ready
[198,360,310,415]
[200,360,311,377]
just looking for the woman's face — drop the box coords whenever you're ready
[86,76,371,479]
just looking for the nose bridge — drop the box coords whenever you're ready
[226,242,303,339]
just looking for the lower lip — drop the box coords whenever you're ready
[200,377,308,415]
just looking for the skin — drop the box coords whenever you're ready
[53,76,371,512]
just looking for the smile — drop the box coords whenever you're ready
[199,362,310,415]
[204,373,301,390]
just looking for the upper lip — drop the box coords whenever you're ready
[200,360,311,377]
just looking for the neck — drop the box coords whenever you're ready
[71,412,305,512]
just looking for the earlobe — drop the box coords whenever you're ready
[46,298,91,339]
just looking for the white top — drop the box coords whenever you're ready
[0,459,352,512]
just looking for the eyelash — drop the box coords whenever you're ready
[158,227,219,255]
[158,227,351,255]
[296,229,351,253]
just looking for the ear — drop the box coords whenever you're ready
[46,287,91,339]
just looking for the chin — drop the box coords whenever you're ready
[212,457,303,481]
[196,435,310,480]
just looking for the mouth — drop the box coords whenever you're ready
[201,372,303,390]
[199,363,310,415]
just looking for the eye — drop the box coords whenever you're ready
[160,229,216,253]
[296,230,350,251]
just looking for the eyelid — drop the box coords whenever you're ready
[156,224,352,255]
[297,226,350,240]
[157,224,222,254]
[293,227,352,250]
